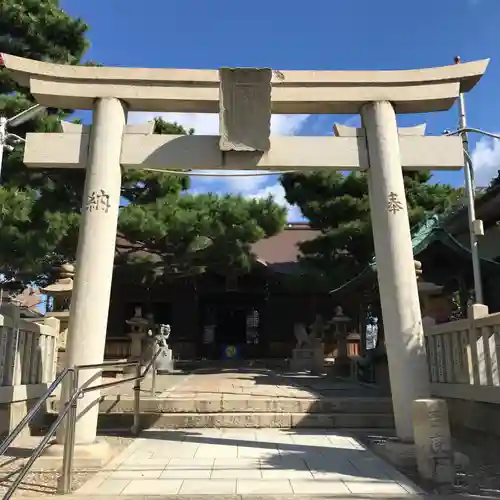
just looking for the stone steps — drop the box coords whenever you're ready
[51,396,393,414]
[101,411,395,429]
[98,396,394,414]
[49,396,395,430]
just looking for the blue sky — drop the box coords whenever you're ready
[61,0,500,221]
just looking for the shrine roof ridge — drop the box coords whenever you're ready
[0,54,490,114]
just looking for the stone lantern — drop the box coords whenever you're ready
[329,305,353,375]
[415,260,448,326]
[41,263,75,351]
[126,306,150,365]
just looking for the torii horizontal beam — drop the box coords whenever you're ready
[24,130,464,171]
[1,53,489,114]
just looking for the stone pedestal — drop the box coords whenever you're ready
[123,331,146,374]
[412,399,454,484]
[332,333,351,376]
[42,439,112,468]
[128,332,145,360]
[290,346,324,374]
[156,347,175,374]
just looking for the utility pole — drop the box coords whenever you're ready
[454,55,484,304]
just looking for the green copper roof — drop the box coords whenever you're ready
[330,211,500,294]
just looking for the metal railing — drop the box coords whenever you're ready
[0,348,163,499]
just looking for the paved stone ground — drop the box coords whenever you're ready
[101,372,188,397]
[99,368,385,400]
[159,370,318,399]
[0,435,133,497]
[74,370,410,496]
[75,428,420,496]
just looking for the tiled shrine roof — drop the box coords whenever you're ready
[115,223,319,275]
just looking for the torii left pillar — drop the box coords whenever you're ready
[59,97,127,445]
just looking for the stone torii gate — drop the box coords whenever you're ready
[1,54,488,445]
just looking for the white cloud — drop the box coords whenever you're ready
[127,112,308,136]
[189,179,304,221]
[192,171,280,196]
[248,182,304,222]
[127,111,308,221]
[470,134,500,187]
[128,112,309,195]
[343,115,361,128]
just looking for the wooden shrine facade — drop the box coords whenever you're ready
[104,224,347,361]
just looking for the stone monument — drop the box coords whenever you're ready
[154,324,175,374]
[413,399,455,484]
[290,321,324,374]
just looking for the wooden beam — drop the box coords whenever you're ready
[24,133,464,171]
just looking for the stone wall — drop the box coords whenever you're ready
[0,305,59,436]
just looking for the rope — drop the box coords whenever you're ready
[140,168,297,177]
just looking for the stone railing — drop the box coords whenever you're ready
[0,305,60,436]
[0,309,59,388]
[424,304,500,403]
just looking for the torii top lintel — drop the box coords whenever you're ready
[0,53,489,115]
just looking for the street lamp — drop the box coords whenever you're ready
[0,103,46,178]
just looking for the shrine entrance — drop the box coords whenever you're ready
[200,292,264,360]
[2,52,488,442]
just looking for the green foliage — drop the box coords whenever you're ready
[0,2,286,285]
[118,117,287,280]
[0,0,91,282]
[118,194,286,282]
[0,0,89,64]
[281,170,462,287]
[490,170,500,189]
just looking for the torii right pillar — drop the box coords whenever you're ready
[361,101,429,441]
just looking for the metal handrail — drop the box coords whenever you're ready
[0,367,73,456]
[3,372,80,499]
[1,347,164,498]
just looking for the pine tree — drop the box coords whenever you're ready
[0,0,90,282]
[490,170,500,189]
[0,1,286,285]
[281,170,462,287]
